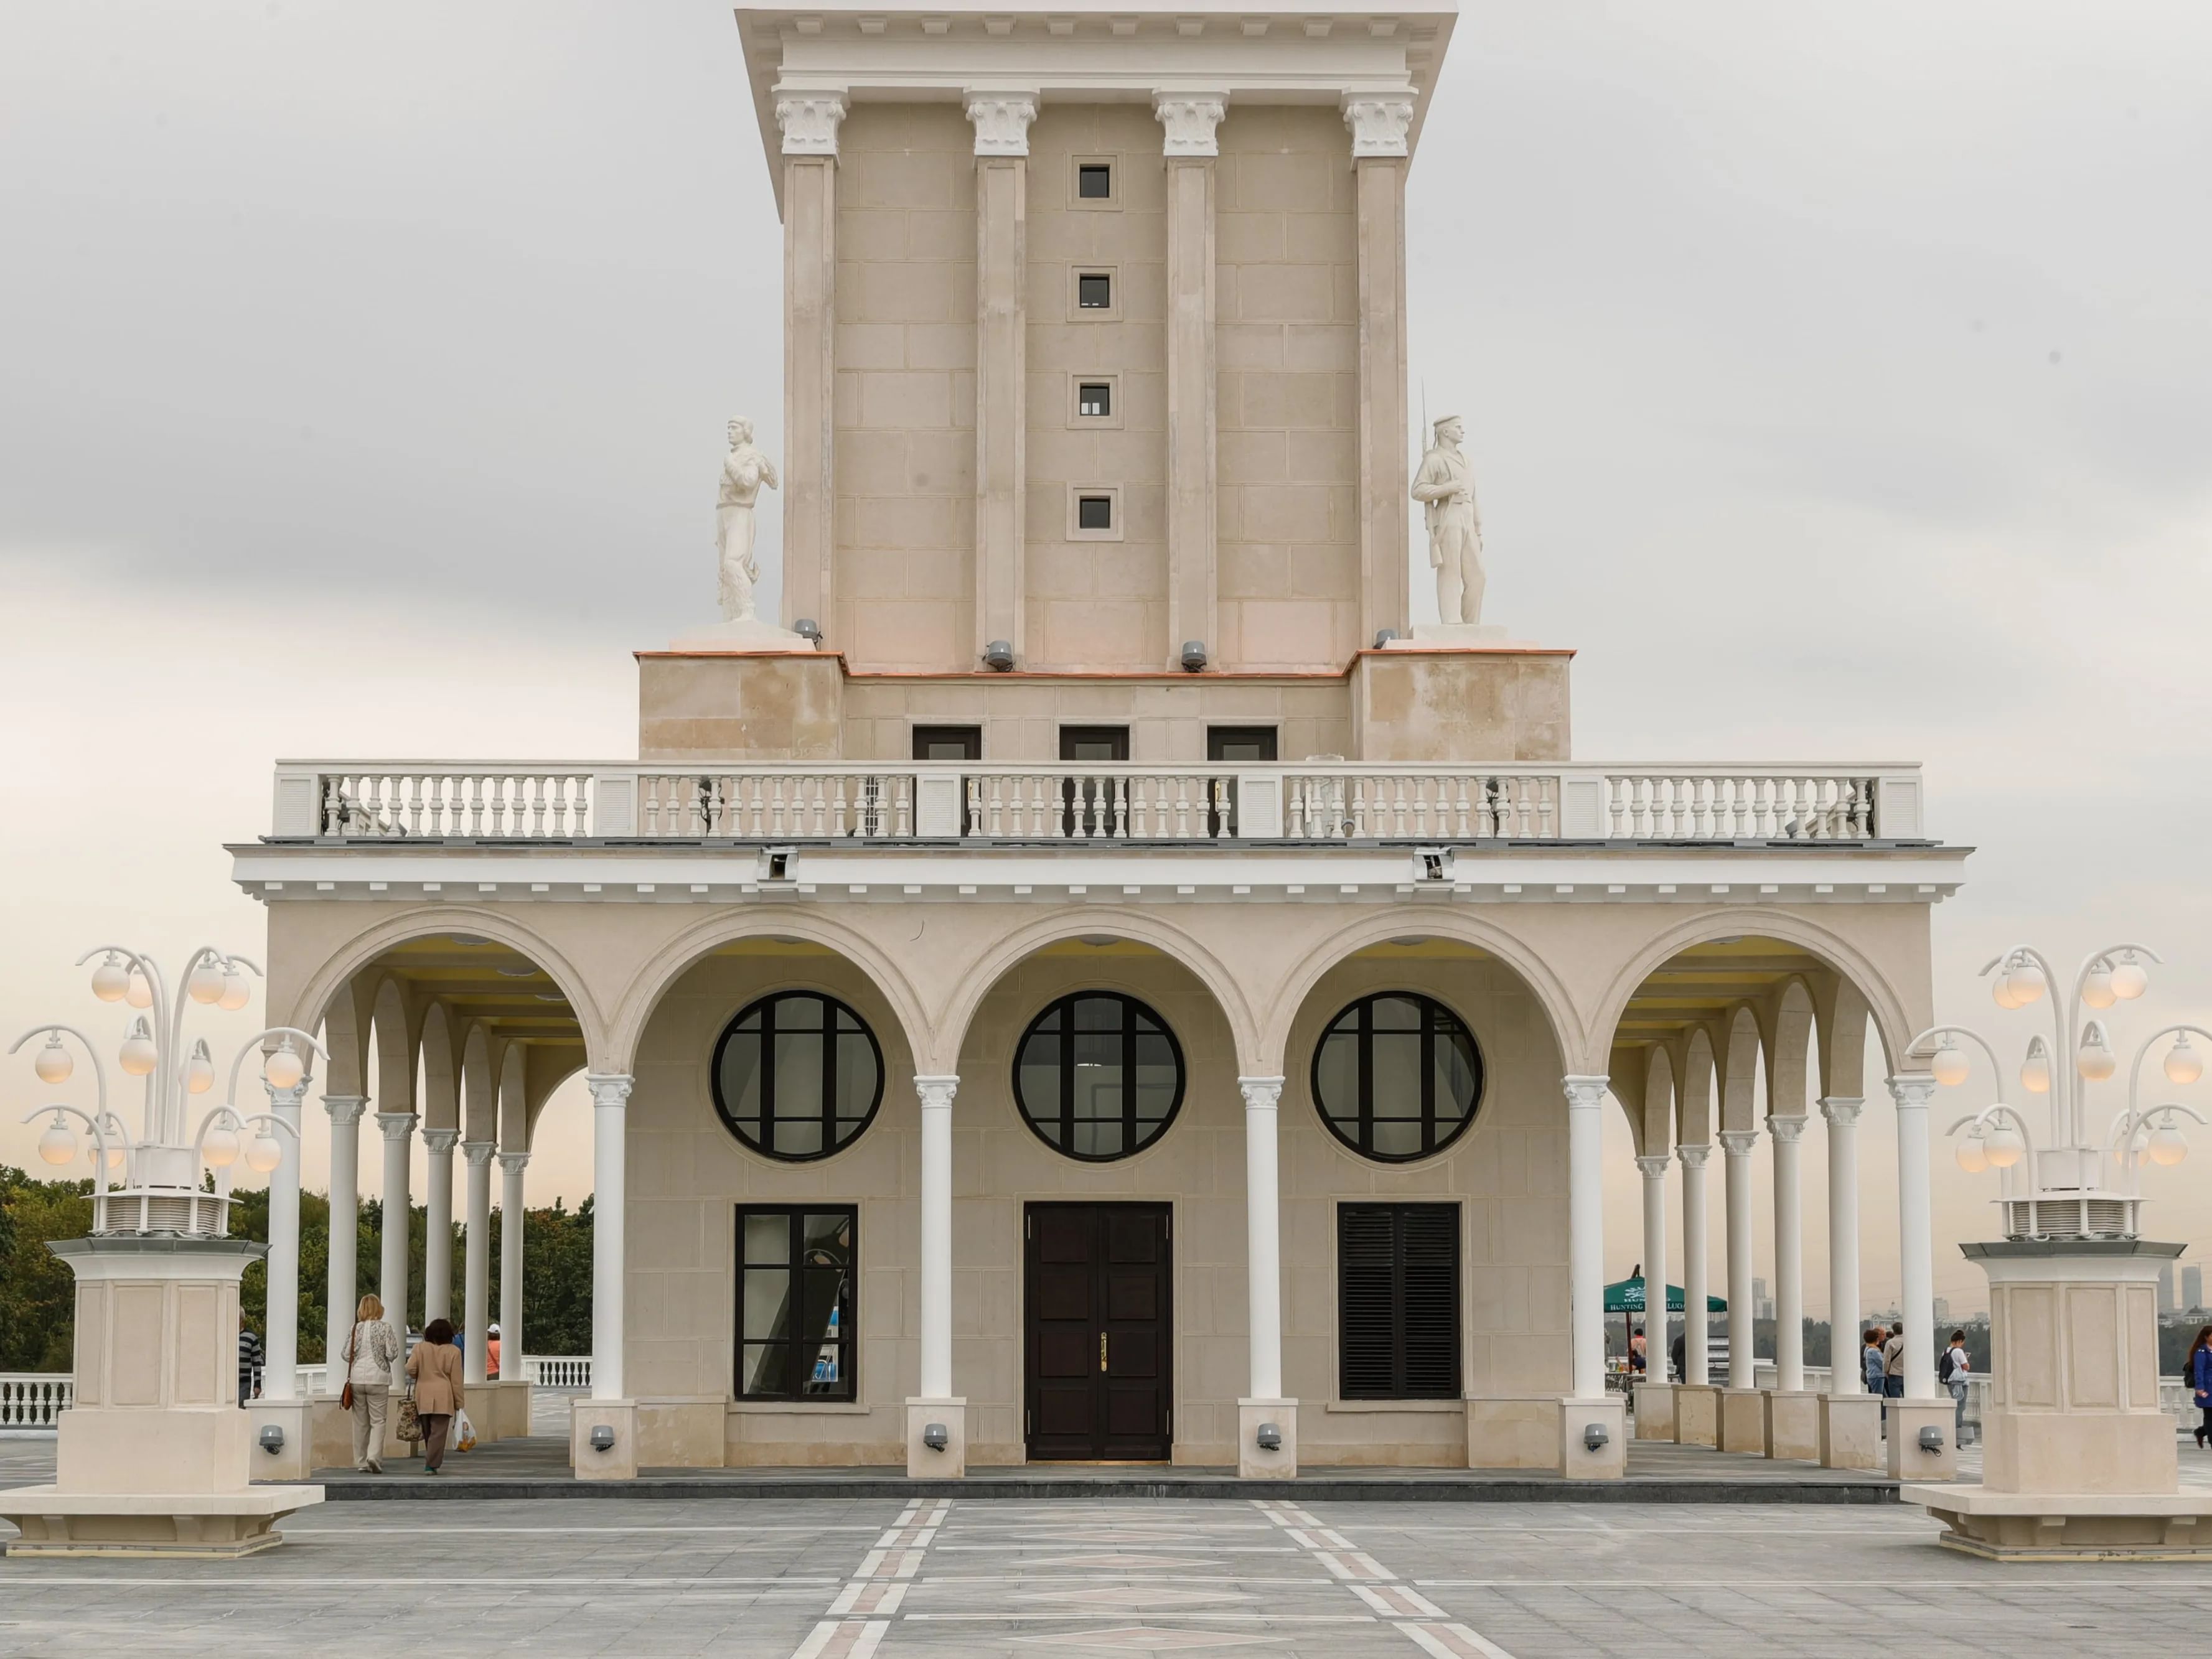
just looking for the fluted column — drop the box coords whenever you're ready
[1343,90,1414,642]
[1563,1077,1610,1400]
[773,86,845,637]
[375,1109,416,1383]
[967,90,1036,662]
[1679,1144,1711,1385]
[1821,1098,1865,1391]
[587,1075,631,1400]
[1769,1115,1806,1393]
[262,1080,307,1400]
[1156,91,1225,666]
[422,1127,459,1327]
[914,1075,959,1400]
[1239,1077,1285,1400]
[1718,1128,1758,1388]
[1636,1154,1670,1378]
[323,1095,367,1385]
[462,1141,495,1387]
[499,1151,530,1370]
[1887,1075,1939,1400]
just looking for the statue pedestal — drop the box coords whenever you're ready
[1385,623,1537,648]
[667,618,817,653]
[0,1236,322,1558]
[1905,1238,2212,1560]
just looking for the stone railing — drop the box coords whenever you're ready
[525,1355,592,1389]
[275,762,1926,844]
[0,1375,73,1427]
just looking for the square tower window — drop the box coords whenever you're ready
[1079,381,1112,418]
[1077,272,1112,310]
[1067,485,1123,541]
[1077,494,1113,530]
[1077,162,1112,199]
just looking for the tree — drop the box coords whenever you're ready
[0,1167,92,1372]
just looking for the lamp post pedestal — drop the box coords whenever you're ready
[1908,1238,2212,1559]
[0,1236,324,1557]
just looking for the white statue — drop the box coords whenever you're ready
[716,418,780,623]
[1410,414,1484,625]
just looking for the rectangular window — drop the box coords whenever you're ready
[1060,726,1130,763]
[1079,381,1112,418]
[1076,493,1113,531]
[1207,726,1278,763]
[1077,272,1112,310]
[1338,1203,1461,1400]
[1077,162,1113,199]
[736,1205,856,1401]
[912,724,982,761]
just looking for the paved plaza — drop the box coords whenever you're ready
[4,1485,2211,1658]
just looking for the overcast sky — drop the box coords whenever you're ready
[4,1,2210,1322]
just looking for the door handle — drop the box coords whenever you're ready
[1100,1332,1108,1373]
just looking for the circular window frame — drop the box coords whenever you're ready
[1010,990,1188,1164]
[1309,990,1485,1164]
[710,990,886,1164]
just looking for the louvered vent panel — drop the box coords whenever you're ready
[1338,1207,1399,1398]
[1338,1203,1461,1401]
[1399,1206,1462,1398]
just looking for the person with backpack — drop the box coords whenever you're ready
[1939,1330,1971,1439]
[2187,1325,2212,1449]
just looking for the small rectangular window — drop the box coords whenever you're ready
[1207,726,1278,764]
[1077,162,1113,199]
[736,1205,857,1401]
[1338,1203,1461,1401]
[1077,494,1113,530]
[912,725,982,762]
[1079,382,1112,418]
[1077,273,1112,310]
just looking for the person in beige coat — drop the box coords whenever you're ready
[405,1317,466,1474]
[343,1293,403,1473]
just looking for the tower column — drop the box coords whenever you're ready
[1156,91,1225,668]
[422,1128,459,1327]
[1821,1098,1865,1390]
[966,90,1037,663]
[774,88,845,637]
[498,1152,530,1370]
[375,1111,417,1386]
[1770,1115,1807,1393]
[322,1095,367,1387]
[1344,91,1414,644]
[1679,1144,1712,1386]
[262,1080,306,1401]
[1719,1129,1759,1388]
[462,1142,495,1388]
[910,1075,965,1476]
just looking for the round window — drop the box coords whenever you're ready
[1013,992,1185,1161]
[1311,993,1483,1162]
[711,992,885,1162]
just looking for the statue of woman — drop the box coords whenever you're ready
[716,418,780,622]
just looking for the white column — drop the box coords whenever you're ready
[376,1111,417,1383]
[1635,1154,1670,1380]
[1769,1115,1807,1393]
[587,1075,631,1401]
[322,1095,367,1384]
[1821,1098,1864,1392]
[462,1141,495,1387]
[422,1128,459,1327]
[1888,1074,1939,1400]
[1239,1077,1286,1400]
[1719,1128,1758,1388]
[1679,1144,1711,1385]
[1563,1077,1610,1400]
[262,1080,307,1400]
[499,1151,530,1370]
[914,1075,959,1400]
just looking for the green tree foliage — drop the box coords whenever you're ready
[0,1168,93,1372]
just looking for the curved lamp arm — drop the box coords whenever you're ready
[2104,1100,2210,1194]
[221,1027,329,1108]
[18,1105,115,1199]
[9,1024,111,1120]
[2125,1022,2212,1121]
[1944,1100,2042,1193]
[1908,1023,2010,1088]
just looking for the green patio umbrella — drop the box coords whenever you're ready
[1605,1274,1726,1314]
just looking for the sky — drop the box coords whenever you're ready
[4,1,2211,1328]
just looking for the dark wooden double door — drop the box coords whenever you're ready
[1024,1203,1173,1461]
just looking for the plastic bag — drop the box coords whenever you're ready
[454,1408,478,1452]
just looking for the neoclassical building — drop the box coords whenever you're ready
[236,0,1967,1482]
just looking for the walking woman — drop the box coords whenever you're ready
[344,1293,402,1474]
[2188,1325,2212,1449]
[406,1317,466,1474]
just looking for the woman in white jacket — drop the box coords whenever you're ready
[343,1292,403,1473]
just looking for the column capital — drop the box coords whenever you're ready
[322,1093,368,1127]
[1237,1075,1285,1113]
[497,1151,531,1177]
[1886,1073,1939,1110]
[266,1082,309,1111]
[774,86,848,156]
[462,1139,498,1168]
[1634,1153,1672,1180]
[1154,90,1228,157]
[1820,1095,1866,1129]
[1766,1114,1809,1145]
[963,88,1039,156]
[1677,1143,1712,1171]
[1341,90,1415,159]
[586,1073,633,1111]
[1560,1074,1610,1111]
[1718,1128,1760,1157]
[375,1110,419,1142]
[422,1127,462,1157]
[915,1074,960,1113]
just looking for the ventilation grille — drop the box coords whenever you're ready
[2002,1195,2139,1240]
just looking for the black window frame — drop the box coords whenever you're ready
[1310,991,1484,1162]
[1011,991,1186,1162]
[1076,161,1114,200]
[1337,1202,1462,1400]
[735,1203,858,1401]
[912,724,982,761]
[1076,493,1114,530]
[1077,271,1113,309]
[1206,726,1278,763]
[710,991,886,1164]
[1077,381,1113,418]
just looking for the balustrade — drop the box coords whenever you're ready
[0,1375,73,1427]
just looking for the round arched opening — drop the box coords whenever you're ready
[1311,991,1485,1162]
[711,991,886,1162]
[1012,991,1186,1161]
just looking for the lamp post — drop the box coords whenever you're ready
[0,946,326,1558]
[1900,941,2212,1561]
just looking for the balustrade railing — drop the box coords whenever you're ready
[0,1375,73,1427]
[276,761,1924,844]
[525,1355,593,1389]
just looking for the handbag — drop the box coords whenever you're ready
[396,1388,424,1444]
[339,1325,357,1411]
